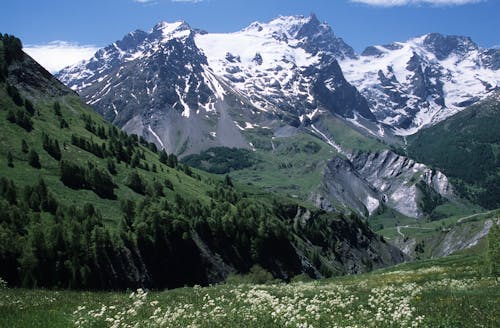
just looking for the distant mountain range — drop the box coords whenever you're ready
[341,33,499,135]
[57,14,499,142]
[0,34,406,289]
[55,15,499,218]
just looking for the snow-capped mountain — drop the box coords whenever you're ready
[57,15,375,155]
[340,33,499,135]
[55,15,470,219]
[194,14,373,121]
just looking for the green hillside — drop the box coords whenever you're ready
[0,34,405,290]
[407,94,500,209]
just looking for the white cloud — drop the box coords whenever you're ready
[351,0,483,6]
[24,41,98,73]
[171,0,205,2]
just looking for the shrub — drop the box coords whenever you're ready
[225,265,276,285]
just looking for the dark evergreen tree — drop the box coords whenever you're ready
[24,99,35,116]
[7,151,13,168]
[87,167,116,199]
[53,101,62,116]
[126,171,146,195]
[59,118,69,129]
[42,134,61,161]
[6,83,23,106]
[28,150,41,169]
[21,139,29,153]
[60,161,86,189]
[107,158,117,175]
[159,150,168,165]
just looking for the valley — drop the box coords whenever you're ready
[0,6,499,327]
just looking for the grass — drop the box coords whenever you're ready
[319,115,388,153]
[230,131,335,199]
[210,111,390,202]
[0,89,222,227]
[0,248,498,327]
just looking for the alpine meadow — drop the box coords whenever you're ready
[1,1,499,327]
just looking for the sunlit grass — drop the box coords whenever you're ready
[1,252,497,327]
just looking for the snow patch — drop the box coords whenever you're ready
[148,125,165,149]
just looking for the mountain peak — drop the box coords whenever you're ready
[150,21,193,42]
[243,15,313,39]
[421,33,478,60]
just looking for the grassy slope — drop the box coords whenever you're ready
[407,95,500,209]
[0,88,222,226]
[214,114,389,202]
[0,243,497,328]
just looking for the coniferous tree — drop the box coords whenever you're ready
[88,167,116,199]
[53,101,62,116]
[107,158,117,175]
[24,99,35,116]
[6,83,23,106]
[28,150,41,169]
[126,171,146,195]
[159,150,168,165]
[7,151,13,168]
[59,118,69,129]
[21,139,29,153]
[60,161,86,189]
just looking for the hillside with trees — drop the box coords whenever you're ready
[0,34,404,290]
[407,94,500,209]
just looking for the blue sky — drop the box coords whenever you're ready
[1,0,498,72]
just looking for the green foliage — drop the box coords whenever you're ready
[126,171,146,195]
[21,139,29,154]
[59,161,116,199]
[416,181,444,215]
[6,83,23,106]
[24,99,35,116]
[487,223,499,277]
[71,134,105,158]
[225,265,275,284]
[0,46,390,291]
[28,150,41,169]
[53,101,61,116]
[182,147,254,174]
[42,133,61,161]
[0,33,23,65]
[22,179,58,214]
[6,152,13,168]
[408,97,500,209]
[1,251,498,328]
[7,108,33,132]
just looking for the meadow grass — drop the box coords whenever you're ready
[1,251,497,327]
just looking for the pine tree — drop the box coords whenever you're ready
[53,101,62,116]
[24,99,35,116]
[28,150,41,169]
[107,158,117,175]
[127,172,146,195]
[7,151,13,168]
[21,139,29,153]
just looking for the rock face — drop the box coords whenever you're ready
[392,218,499,259]
[57,21,252,156]
[56,15,376,155]
[340,33,499,135]
[55,16,490,220]
[314,150,455,218]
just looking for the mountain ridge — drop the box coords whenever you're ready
[0,33,406,289]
